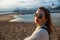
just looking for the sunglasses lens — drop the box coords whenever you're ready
[38,16,42,18]
[38,14,42,18]
[34,14,43,19]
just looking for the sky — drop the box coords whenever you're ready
[0,0,60,11]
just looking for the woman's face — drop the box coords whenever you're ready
[34,9,47,26]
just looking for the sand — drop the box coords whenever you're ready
[0,13,22,22]
[0,22,60,40]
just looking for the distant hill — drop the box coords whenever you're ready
[48,6,60,13]
[0,6,60,13]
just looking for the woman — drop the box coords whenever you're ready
[24,7,55,40]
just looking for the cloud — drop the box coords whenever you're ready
[0,0,19,9]
[0,0,59,10]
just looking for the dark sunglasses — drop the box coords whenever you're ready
[34,13,43,19]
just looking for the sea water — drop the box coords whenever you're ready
[9,13,60,26]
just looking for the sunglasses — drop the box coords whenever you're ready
[34,13,43,19]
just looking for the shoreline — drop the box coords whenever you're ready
[0,13,22,22]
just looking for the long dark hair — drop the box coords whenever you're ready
[38,7,53,35]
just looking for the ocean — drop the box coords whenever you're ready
[9,13,60,26]
[0,12,60,26]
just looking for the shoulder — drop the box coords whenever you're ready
[40,28,48,33]
[32,28,49,36]
[24,28,49,40]
[36,28,49,39]
[37,28,49,35]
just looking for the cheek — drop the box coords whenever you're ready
[34,17,37,22]
[34,17,42,23]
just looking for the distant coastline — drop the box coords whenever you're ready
[50,10,60,13]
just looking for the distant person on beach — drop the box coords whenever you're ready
[24,7,56,40]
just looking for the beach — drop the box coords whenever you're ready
[0,0,60,40]
[0,22,60,40]
[0,13,60,40]
[0,13,22,22]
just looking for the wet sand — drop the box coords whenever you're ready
[0,22,60,40]
[0,13,22,22]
